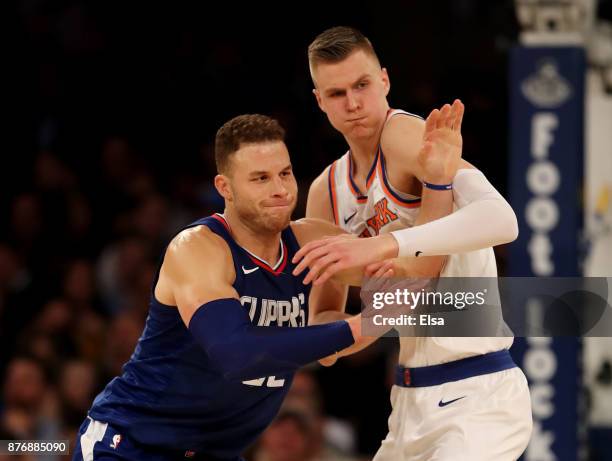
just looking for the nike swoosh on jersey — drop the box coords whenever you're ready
[344,211,357,224]
[242,265,259,274]
[438,396,466,407]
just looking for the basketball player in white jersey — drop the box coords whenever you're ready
[296,27,533,460]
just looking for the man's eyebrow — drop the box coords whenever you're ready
[325,74,371,95]
[248,165,292,176]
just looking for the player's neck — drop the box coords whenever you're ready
[222,209,282,265]
[349,139,377,166]
[346,126,384,186]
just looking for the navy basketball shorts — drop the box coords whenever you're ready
[72,417,244,461]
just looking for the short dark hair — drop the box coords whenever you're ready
[215,114,286,173]
[308,26,380,75]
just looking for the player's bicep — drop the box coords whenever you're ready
[291,217,346,245]
[380,115,426,179]
[291,219,364,285]
[162,227,238,326]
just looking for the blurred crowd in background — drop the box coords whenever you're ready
[3,1,612,460]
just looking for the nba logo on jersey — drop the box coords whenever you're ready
[110,434,122,449]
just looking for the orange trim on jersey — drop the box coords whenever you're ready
[346,157,368,204]
[346,150,378,203]
[328,162,339,225]
[365,148,380,190]
[376,152,421,208]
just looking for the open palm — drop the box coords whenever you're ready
[418,99,464,184]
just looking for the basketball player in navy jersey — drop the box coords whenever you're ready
[71,114,359,461]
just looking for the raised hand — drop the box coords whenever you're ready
[418,99,464,184]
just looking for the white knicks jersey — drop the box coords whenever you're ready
[327,109,512,367]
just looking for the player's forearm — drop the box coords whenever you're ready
[318,314,379,365]
[309,310,351,325]
[334,333,379,359]
[398,186,452,275]
[331,267,364,286]
[311,311,351,365]
[391,169,518,257]
[414,186,454,227]
[188,298,356,381]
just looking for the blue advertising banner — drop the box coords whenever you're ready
[508,46,585,461]
[508,46,584,278]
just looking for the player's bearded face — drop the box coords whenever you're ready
[228,142,297,233]
[312,50,390,140]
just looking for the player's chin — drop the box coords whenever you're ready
[263,208,292,231]
[347,124,373,138]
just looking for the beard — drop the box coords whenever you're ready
[233,198,295,235]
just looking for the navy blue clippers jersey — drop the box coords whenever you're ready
[88,214,311,459]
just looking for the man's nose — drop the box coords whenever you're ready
[271,176,289,197]
[346,90,360,111]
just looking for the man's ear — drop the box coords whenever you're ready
[214,174,232,201]
[381,67,390,96]
[313,88,325,113]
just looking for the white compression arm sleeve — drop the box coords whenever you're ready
[390,169,519,257]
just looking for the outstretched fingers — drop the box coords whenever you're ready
[292,240,332,276]
[312,261,344,286]
[424,108,439,138]
[451,99,464,131]
[437,104,451,129]
[303,252,340,285]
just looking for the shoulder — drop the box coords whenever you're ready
[166,225,233,272]
[380,112,425,157]
[308,164,334,198]
[306,164,337,221]
[160,225,238,319]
